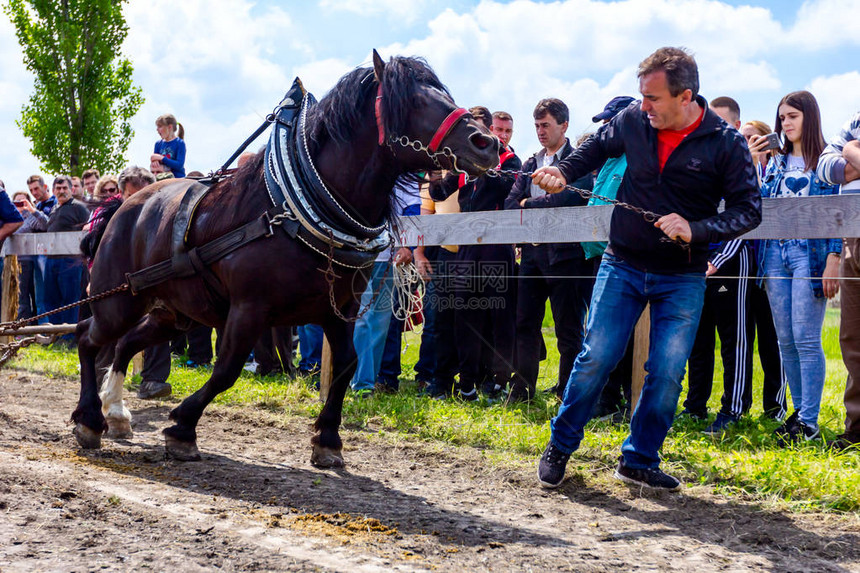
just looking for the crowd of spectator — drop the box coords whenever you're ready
[1,47,858,492]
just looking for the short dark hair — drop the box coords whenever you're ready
[533,98,569,125]
[492,111,513,123]
[469,106,492,129]
[53,175,73,189]
[637,47,699,98]
[26,174,45,187]
[710,96,741,124]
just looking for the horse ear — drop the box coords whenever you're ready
[372,49,385,83]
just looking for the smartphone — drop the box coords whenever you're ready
[762,132,781,151]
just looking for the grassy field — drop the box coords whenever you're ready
[10,306,860,513]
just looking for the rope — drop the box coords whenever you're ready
[391,261,425,329]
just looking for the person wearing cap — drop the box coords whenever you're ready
[580,96,637,422]
[531,47,761,491]
[503,98,596,403]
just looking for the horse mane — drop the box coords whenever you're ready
[307,55,452,150]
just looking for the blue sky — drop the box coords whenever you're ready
[1,0,859,191]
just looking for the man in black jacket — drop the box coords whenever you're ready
[532,47,761,491]
[505,98,595,403]
[429,109,521,400]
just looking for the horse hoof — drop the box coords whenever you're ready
[73,423,102,449]
[165,434,201,461]
[105,417,133,440]
[311,446,344,468]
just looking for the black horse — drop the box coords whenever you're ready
[71,51,499,467]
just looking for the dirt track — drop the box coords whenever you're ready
[1,370,859,572]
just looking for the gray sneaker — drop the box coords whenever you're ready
[537,443,571,488]
[137,380,172,399]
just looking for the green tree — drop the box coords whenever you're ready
[4,0,143,176]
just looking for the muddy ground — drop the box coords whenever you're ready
[0,370,858,572]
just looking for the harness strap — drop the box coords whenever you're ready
[428,108,468,153]
[127,214,272,295]
[497,149,515,169]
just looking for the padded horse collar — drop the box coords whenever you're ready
[264,80,391,264]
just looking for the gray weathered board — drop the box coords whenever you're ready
[3,195,859,256]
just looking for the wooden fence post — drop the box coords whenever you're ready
[1,255,20,346]
[319,336,333,402]
[630,303,650,412]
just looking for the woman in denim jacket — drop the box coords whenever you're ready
[751,90,841,444]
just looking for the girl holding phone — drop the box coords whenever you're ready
[755,91,840,445]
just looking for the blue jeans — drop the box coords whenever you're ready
[762,240,827,428]
[43,257,84,327]
[33,255,50,324]
[350,261,394,391]
[297,324,324,372]
[551,253,706,469]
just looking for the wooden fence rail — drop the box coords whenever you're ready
[3,195,856,404]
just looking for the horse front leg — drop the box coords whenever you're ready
[163,305,262,461]
[72,317,108,448]
[311,318,357,468]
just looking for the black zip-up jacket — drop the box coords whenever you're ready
[429,150,522,212]
[556,96,761,274]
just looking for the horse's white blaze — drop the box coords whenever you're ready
[99,367,131,423]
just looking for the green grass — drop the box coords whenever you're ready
[9,306,860,513]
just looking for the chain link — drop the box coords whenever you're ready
[0,336,39,369]
[0,282,130,335]
[323,230,396,323]
[486,168,690,252]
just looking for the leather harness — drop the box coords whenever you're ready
[125,76,471,297]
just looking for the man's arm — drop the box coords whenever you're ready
[817,112,860,185]
[687,135,763,244]
[844,140,860,182]
[0,221,23,242]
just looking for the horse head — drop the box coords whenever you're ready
[371,50,499,178]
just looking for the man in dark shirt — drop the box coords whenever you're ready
[43,175,90,341]
[532,47,761,491]
[505,98,595,403]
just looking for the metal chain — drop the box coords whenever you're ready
[486,168,690,252]
[0,336,39,369]
[389,135,471,180]
[323,229,396,323]
[0,282,130,335]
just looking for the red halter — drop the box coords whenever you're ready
[375,83,469,151]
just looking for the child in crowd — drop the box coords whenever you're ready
[750,90,841,445]
[151,113,186,178]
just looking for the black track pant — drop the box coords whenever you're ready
[686,246,754,418]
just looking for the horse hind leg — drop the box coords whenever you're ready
[99,364,133,439]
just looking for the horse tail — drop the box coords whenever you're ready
[80,197,124,262]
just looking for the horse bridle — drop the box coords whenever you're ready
[375,84,474,177]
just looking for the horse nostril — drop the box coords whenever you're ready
[469,132,493,150]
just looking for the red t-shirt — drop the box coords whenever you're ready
[656,107,704,171]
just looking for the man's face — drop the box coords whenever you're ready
[710,106,740,130]
[54,181,72,205]
[72,177,85,200]
[82,175,98,194]
[639,70,690,131]
[491,118,513,147]
[534,113,568,152]
[28,180,49,202]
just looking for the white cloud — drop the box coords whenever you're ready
[319,0,431,24]
[806,72,860,140]
[791,0,860,50]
